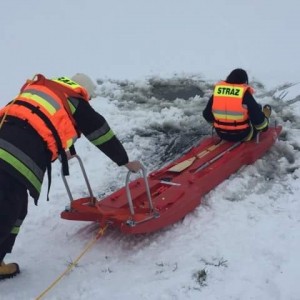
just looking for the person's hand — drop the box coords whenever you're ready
[125,160,143,173]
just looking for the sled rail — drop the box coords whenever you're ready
[61,153,96,205]
[125,166,159,226]
[193,141,241,173]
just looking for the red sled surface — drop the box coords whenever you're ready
[61,126,282,234]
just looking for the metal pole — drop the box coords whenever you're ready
[125,165,153,216]
[61,153,95,205]
[194,142,241,173]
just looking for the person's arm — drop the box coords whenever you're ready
[243,91,268,131]
[202,96,214,124]
[72,98,142,172]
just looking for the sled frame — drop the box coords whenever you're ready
[61,153,96,205]
[125,166,159,226]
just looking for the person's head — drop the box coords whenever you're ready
[71,73,97,99]
[225,68,248,84]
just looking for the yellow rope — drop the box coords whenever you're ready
[0,97,17,129]
[0,75,107,298]
[35,225,108,300]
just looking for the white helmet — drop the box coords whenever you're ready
[71,73,97,99]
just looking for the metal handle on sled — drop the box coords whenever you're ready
[61,153,95,205]
[256,132,260,144]
[125,165,153,216]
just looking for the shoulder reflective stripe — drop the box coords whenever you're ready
[90,129,115,146]
[20,92,59,115]
[0,149,42,193]
[24,89,61,110]
[0,138,44,180]
[68,97,79,114]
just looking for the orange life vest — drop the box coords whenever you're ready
[212,81,254,131]
[0,74,89,161]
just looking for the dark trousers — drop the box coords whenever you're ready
[0,169,28,261]
[215,125,256,142]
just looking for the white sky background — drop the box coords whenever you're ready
[0,0,299,102]
[1,1,300,300]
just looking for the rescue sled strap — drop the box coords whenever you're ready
[214,119,249,126]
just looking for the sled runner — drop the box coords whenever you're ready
[61,125,282,234]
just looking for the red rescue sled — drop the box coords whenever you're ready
[61,126,282,234]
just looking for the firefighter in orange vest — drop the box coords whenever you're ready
[203,68,270,142]
[0,73,142,280]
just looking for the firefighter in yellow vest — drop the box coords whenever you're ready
[203,68,271,142]
[0,73,142,280]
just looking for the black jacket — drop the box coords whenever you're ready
[203,90,267,141]
[0,97,129,203]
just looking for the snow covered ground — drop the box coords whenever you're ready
[1,1,300,300]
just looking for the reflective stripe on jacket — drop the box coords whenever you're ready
[0,75,89,160]
[212,81,252,131]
